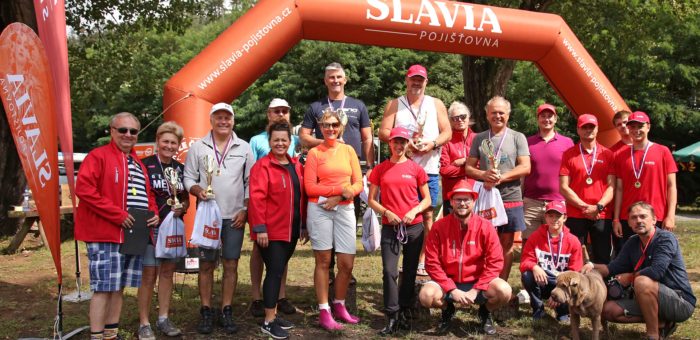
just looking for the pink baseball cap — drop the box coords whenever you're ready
[406,64,428,79]
[447,179,479,200]
[545,201,567,215]
[577,114,598,128]
[628,111,650,124]
[537,103,556,115]
[389,127,412,140]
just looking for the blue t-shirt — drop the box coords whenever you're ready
[302,96,370,161]
[249,131,300,161]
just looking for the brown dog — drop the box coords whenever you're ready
[550,270,607,340]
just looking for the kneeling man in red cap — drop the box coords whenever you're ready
[418,179,512,335]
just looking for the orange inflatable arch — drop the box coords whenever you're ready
[163,0,629,238]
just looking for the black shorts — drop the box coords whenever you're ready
[441,282,488,305]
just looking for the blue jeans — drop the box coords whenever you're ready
[521,270,569,317]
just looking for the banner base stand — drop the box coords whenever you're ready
[63,290,92,303]
[18,325,89,340]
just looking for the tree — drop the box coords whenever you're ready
[0,0,34,236]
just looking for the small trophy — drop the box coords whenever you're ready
[203,155,216,199]
[480,138,500,174]
[413,110,427,148]
[164,167,183,210]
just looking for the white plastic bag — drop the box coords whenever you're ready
[156,211,186,259]
[472,181,508,227]
[360,176,381,252]
[190,200,222,249]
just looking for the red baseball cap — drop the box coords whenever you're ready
[537,103,556,115]
[389,127,412,140]
[406,64,428,79]
[577,114,598,128]
[628,111,650,124]
[447,179,478,200]
[545,201,567,215]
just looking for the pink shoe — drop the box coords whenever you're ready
[319,309,343,331]
[331,302,360,324]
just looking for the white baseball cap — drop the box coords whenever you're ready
[210,102,234,116]
[268,98,290,109]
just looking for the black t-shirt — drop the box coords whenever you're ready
[284,163,301,240]
[142,155,187,222]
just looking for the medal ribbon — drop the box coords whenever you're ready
[631,142,653,183]
[399,95,425,125]
[579,143,598,179]
[327,96,346,112]
[488,128,509,164]
[211,131,232,172]
[547,231,564,271]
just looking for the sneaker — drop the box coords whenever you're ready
[532,307,546,320]
[331,302,360,324]
[137,325,155,340]
[397,308,412,330]
[261,319,289,339]
[437,301,455,334]
[319,308,343,331]
[219,305,239,334]
[156,318,182,336]
[556,314,571,324]
[197,306,214,334]
[478,304,496,335]
[251,299,265,317]
[277,298,297,315]
[274,316,295,330]
[660,321,677,339]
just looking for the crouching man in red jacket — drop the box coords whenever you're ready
[419,179,512,335]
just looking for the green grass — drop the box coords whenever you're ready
[1,220,699,339]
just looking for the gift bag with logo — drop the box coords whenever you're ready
[359,176,381,252]
[472,181,508,227]
[190,200,222,249]
[156,211,187,259]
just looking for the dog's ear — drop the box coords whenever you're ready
[570,275,587,306]
[570,276,579,287]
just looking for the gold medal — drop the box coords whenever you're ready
[585,177,593,185]
[634,181,641,188]
[217,169,221,176]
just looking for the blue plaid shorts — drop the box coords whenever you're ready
[86,242,143,292]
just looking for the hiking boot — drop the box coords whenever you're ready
[478,304,496,335]
[277,298,297,315]
[319,308,343,331]
[378,313,399,336]
[197,306,214,334]
[436,301,455,334]
[156,318,182,336]
[219,305,239,334]
[331,302,360,324]
[250,299,265,317]
[261,319,289,339]
[137,324,155,340]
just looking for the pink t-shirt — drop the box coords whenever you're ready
[524,133,574,201]
[368,159,428,225]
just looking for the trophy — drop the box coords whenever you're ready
[164,167,183,210]
[203,155,216,199]
[480,138,500,174]
[412,110,427,148]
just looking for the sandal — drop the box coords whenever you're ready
[416,263,428,276]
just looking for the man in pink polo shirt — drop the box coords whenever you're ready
[522,103,573,244]
[559,114,615,264]
[613,111,677,246]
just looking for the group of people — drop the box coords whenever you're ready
[73,62,695,340]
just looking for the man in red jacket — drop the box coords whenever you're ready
[75,112,159,340]
[419,180,512,335]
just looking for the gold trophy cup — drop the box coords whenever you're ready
[480,138,500,175]
[203,155,216,199]
[164,167,183,210]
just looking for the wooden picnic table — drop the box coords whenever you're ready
[5,206,74,254]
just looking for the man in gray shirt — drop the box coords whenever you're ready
[184,102,254,335]
[465,96,530,281]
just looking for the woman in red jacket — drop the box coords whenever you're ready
[248,121,307,339]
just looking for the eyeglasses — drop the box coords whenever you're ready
[450,114,468,122]
[112,127,139,135]
[321,122,340,129]
[452,198,473,204]
[271,109,289,114]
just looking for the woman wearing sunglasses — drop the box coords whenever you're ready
[439,101,476,215]
[136,122,189,339]
[367,126,431,335]
[304,108,363,331]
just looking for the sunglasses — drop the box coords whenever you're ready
[271,109,289,114]
[450,114,468,122]
[321,122,340,129]
[112,127,139,135]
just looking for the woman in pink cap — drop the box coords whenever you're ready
[368,126,431,335]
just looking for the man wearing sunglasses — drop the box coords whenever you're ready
[247,98,301,317]
[439,101,476,215]
[75,112,159,340]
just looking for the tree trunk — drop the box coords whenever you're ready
[0,0,35,236]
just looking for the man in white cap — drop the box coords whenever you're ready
[379,64,451,276]
[248,98,300,317]
[183,102,254,335]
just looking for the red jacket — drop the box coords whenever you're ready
[248,154,307,242]
[425,213,503,292]
[519,224,583,273]
[75,141,158,243]
[439,128,476,200]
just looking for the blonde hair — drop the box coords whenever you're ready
[156,121,184,143]
[318,107,346,137]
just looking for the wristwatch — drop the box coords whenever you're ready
[596,204,604,212]
[432,140,438,149]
